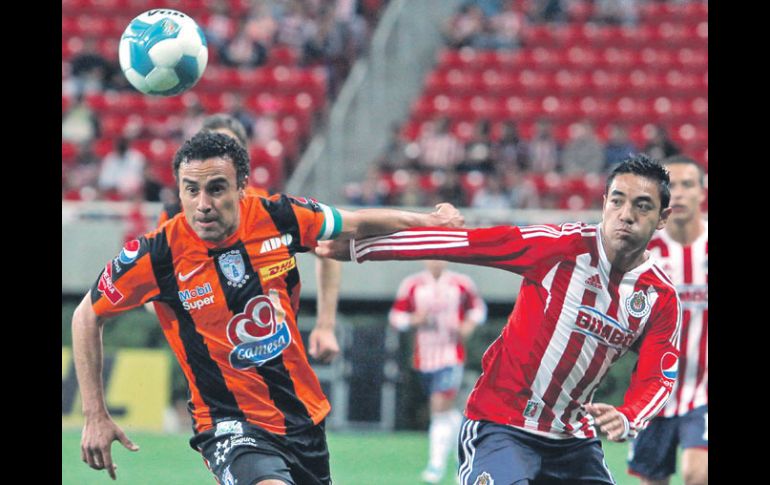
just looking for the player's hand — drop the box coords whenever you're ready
[308,325,340,363]
[81,414,139,480]
[315,240,352,261]
[410,310,430,327]
[584,403,629,442]
[432,203,465,228]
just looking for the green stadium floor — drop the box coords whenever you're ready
[62,429,682,484]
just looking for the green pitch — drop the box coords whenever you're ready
[62,429,682,484]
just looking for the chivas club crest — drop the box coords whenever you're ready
[625,290,650,318]
[218,250,250,288]
[474,472,494,485]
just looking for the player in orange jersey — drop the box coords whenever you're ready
[72,131,463,484]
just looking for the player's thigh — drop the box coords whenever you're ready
[200,434,294,485]
[681,448,707,485]
[457,419,540,485]
[627,417,679,481]
[538,438,615,484]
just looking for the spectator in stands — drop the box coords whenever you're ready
[430,170,467,208]
[644,124,680,161]
[529,0,567,22]
[419,117,465,171]
[487,0,528,49]
[142,164,165,203]
[527,119,559,173]
[221,18,269,68]
[253,112,280,147]
[97,136,146,200]
[277,0,316,51]
[394,169,429,207]
[378,123,409,171]
[226,94,257,140]
[459,119,495,173]
[203,0,237,52]
[471,173,511,209]
[443,4,485,48]
[603,123,637,172]
[561,120,605,174]
[64,141,102,200]
[493,120,529,172]
[180,101,207,141]
[303,4,348,98]
[64,38,116,97]
[346,166,388,206]
[244,0,278,53]
[593,0,639,26]
[62,93,101,145]
[506,170,542,209]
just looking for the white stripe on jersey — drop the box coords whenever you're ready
[356,241,470,259]
[357,234,469,251]
[459,420,480,485]
[633,386,668,429]
[521,226,595,240]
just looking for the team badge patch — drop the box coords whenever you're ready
[474,472,494,485]
[625,290,651,318]
[523,400,541,418]
[218,250,250,288]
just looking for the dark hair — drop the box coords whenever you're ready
[200,113,249,148]
[661,154,705,187]
[173,132,250,189]
[605,153,671,212]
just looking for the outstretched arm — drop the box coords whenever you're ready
[336,203,464,240]
[72,293,139,480]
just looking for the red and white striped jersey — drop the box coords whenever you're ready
[352,224,682,440]
[648,221,708,417]
[389,270,487,371]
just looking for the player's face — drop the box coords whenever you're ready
[178,157,244,242]
[601,173,672,255]
[666,163,705,224]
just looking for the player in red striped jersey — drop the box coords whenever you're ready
[71,132,464,483]
[389,260,487,483]
[628,156,708,485]
[318,155,681,484]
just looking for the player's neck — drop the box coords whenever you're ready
[666,216,704,246]
[600,231,648,273]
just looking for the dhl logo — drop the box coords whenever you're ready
[259,257,296,283]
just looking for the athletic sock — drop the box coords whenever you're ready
[428,408,463,473]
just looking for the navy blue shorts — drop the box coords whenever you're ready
[419,365,464,396]
[190,419,331,485]
[457,417,616,485]
[627,405,708,480]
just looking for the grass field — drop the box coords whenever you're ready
[62,429,682,484]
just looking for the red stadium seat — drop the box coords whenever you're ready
[677,47,708,72]
[577,96,614,121]
[554,70,590,95]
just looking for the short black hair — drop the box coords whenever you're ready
[661,154,705,187]
[605,153,671,212]
[173,132,250,189]
[200,113,249,148]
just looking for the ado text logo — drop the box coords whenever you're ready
[226,291,291,369]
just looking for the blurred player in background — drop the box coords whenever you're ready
[627,155,708,485]
[319,155,682,484]
[389,260,487,483]
[71,132,464,484]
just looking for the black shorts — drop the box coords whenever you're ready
[190,419,331,485]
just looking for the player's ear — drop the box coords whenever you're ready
[657,207,672,230]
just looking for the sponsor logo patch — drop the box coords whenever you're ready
[97,263,124,305]
[585,274,603,291]
[260,234,293,254]
[524,400,541,419]
[178,282,215,311]
[574,306,635,350]
[118,239,141,264]
[661,352,678,381]
[215,420,243,437]
[226,291,291,369]
[259,257,296,283]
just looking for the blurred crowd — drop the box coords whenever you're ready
[62,0,387,202]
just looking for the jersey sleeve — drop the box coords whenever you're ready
[460,278,487,325]
[352,223,592,280]
[90,237,162,319]
[388,277,417,331]
[286,195,343,249]
[616,289,682,438]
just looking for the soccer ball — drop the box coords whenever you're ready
[118,9,208,96]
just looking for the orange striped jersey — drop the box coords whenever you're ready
[90,194,343,436]
[157,186,270,226]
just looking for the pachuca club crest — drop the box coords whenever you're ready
[218,250,250,288]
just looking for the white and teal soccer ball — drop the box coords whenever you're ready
[118,9,208,96]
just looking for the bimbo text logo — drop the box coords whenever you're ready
[574,306,634,350]
[661,352,678,381]
[226,291,291,369]
[118,240,141,265]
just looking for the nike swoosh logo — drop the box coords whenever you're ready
[178,263,205,282]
